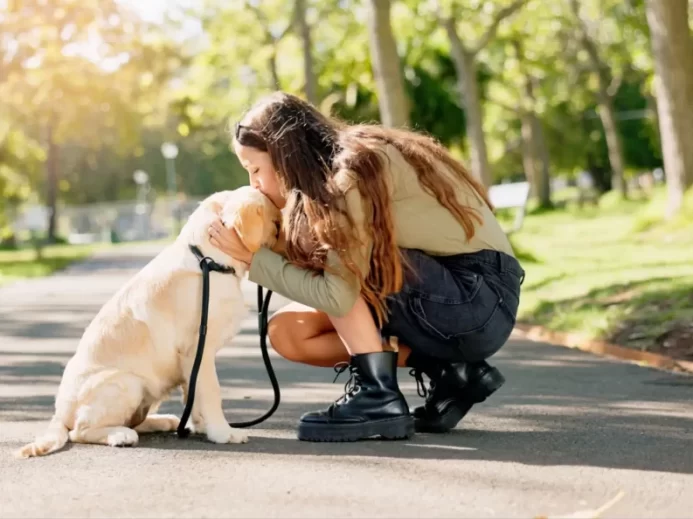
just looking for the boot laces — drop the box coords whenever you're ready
[332,361,362,404]
[409,368,430,399]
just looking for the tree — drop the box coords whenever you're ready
[568,0,630,198]
[295,0,318,105]
[513,40,551,208]
[1,0,180,239]
[365,0,410,128]
[423,0,525,187]
[243,0,294,92]
[2,0,125,239]
[0,123,43,241]
[645,0,693,217]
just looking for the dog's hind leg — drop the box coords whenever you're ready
[69,426,139,447]
[134,414,180,433]
[68,371,146,448]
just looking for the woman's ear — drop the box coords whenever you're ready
[233,202,266,252]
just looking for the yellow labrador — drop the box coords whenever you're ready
[16,186,280,458]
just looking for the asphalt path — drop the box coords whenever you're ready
[1,243,691,518]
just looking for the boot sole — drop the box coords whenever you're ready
[297,415,415,442]
[415,368,506,433]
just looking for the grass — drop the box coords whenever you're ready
[0,243,100,286]
[512,186,693,359]
[0,237,174,286]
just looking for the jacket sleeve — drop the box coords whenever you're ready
[247,187,372,317]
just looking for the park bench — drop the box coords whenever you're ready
[488,181,531,234]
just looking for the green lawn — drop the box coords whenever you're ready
[0,244,99,286]
[511,187,693,360]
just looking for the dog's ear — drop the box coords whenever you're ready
[233,201,266,253]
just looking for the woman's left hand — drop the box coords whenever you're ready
[208,219,253,265]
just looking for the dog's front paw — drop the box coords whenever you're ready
[206,424,249,444]
[189,417,206,435]
[107,428,139,447]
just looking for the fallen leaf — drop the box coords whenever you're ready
[536,491,625,519]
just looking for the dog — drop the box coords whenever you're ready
[15,186,281,458]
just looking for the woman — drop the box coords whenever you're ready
[209,92,524,443]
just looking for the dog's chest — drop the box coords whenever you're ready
[206,276,247,347]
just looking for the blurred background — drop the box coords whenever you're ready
[1,0,692,359]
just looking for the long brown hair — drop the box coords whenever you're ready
[233,92,492,323]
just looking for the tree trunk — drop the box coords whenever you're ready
[365,0,409,128]
[521,112,551,208]
[521,113,538,196]
[296,0,318,105]
[569,0,627,198]
[444,21,492,187]
[535,116,552,207]
[268,52,281,91]
[597,93,627,198]
[646,0,693,217]
[45,122,59,243]
[514,38,551,208]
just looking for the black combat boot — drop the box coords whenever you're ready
[407,353,505,433]
[297,351,415,442]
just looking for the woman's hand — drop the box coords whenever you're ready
[208,219,253,265]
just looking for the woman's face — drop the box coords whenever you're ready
[233,140,286,210]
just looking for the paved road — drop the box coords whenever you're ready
[1,244,692,518]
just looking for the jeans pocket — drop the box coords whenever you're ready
[408,276,501,342]
[487,275,520,323]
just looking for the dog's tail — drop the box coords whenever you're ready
[15,416,69,459]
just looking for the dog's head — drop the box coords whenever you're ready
[216,186,280,253]
[181,186,281,268]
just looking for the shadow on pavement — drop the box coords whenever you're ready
[2,290,692,476]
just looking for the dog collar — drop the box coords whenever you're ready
[189,244,236,275]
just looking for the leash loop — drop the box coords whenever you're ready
[177,245,279,438]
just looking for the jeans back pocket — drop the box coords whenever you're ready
[408,276,500,341]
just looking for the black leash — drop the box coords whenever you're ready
[177,245,279,438]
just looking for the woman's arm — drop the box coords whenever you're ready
[248,188,372,317]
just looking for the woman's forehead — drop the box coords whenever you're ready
[235,143,266,165]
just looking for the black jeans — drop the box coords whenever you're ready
[377,248,525,364]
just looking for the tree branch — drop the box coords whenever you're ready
[569,0,616,97]
[429,0,469,55]
[244,0,294,44]
[489,95,521,114]
[277,1,298,42]
[607,72,623,98]
[308,0,335,30]
[470,0,526,56]
[441,15,469,57]
[569,0,606,71]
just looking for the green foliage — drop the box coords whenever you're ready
[405,51,466,145]
[0,0,678,220]
[515,188,693,353]
[0,121,44,235]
